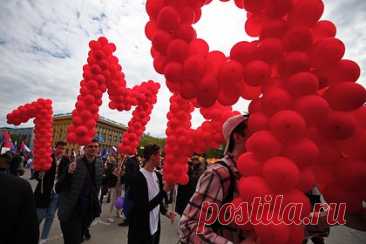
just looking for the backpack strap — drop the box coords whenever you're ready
[217,157,236,204]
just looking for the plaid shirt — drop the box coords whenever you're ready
[178,155,244,244]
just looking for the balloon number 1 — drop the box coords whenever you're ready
[7,99,53,171]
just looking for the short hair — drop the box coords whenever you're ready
[227,115,249,153]
[55,141,67,148]
[143,144,160,161]
[91,138,99,144]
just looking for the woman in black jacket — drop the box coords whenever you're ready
[127,144,175,244]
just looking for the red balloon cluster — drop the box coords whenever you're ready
[146,0,265,107]
[163,95,238,184]
[145,0,366,242]
[7,98,53,171]
[67,37,160,155]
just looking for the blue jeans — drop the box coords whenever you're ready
[37,192,59,240]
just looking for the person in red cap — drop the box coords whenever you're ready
[179,114,255,244]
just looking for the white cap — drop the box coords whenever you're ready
[223,114,248,154]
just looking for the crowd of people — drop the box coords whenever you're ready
[1,114,366,244]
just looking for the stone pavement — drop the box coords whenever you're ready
[26,170,365,244]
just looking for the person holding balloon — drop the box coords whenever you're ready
[56,138,103,244]
[179,114,253,244]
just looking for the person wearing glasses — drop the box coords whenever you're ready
[56,138,103,244]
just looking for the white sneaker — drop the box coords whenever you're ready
[39,239,48,244]
[107,217,114,223]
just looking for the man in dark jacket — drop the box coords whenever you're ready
[0,151,39,244]
[128,144,175,244]
[56,139,103,244]
[34,141,69,243]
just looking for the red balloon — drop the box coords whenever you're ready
[324,82,366,111]
[294,95,330,126]
[248,112,269,134]
[146,0,165,19]
[244,60,271,86]
[260,19,287,39]
[263,156,300,192]
[279,51,310,77]
[262,88,292,116]
[234,0,245,9]
[217,89,240,106]
[197,75,219,107]
[321,111,356,140]
[153,55,167,74]
[310,38,345,69]
[288,0,324,27]
[248,99,263,114]
[238,176,271,204]
[176,24,197,42]
[166,39,189,62]
[244,0,267,13]
[180,6,195,24]
[257,38,283,63]
[283,27,313,51]
[313,20,336,39]
[270,110,306,143]
[164,62,183,83]
[157,6,181,31]
[218,60,243,85]
[327,59,361,84]
[266,0,293,18]
[240,82,262,100]
[286,72,319,97]
[281,190,311,219]
[237,152,261,176]
[284,138,319,168]
[152,30,172,54]
[245,14,264,37]
[230,41,257,66]
[189,39,209,56]
[145,21,157,40]
[183,55,206,81]
[246,130,282,161]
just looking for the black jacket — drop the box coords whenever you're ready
[123,156,140,191]
[56,156,103,222]
[0,171,39,244]
[128,170,167,244]
[34,154,70,208]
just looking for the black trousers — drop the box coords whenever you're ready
[60,214,83,244]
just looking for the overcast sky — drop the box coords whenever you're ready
[0,0,365,137]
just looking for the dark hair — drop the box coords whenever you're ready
[143,144,160,161]
[227,115,249,153]
[91,138,99,144]
[55,141,67,147]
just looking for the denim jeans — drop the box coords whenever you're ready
[37,191,59,240]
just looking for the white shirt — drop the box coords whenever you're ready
[53,156,62,192]
[140,168,160,235]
